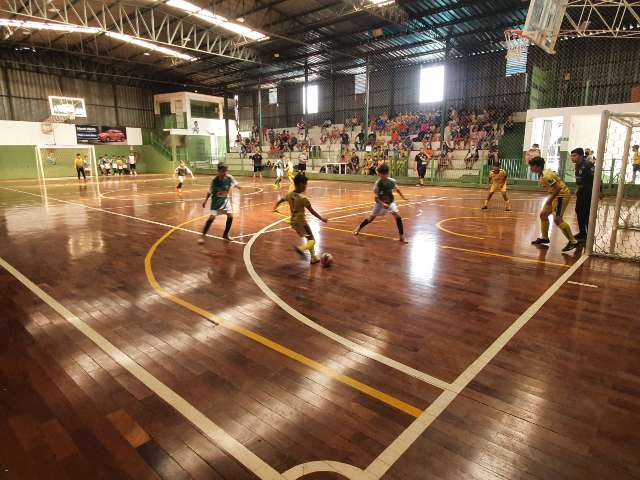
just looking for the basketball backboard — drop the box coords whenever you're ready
[48,96,87,118]
[523,0,568,54]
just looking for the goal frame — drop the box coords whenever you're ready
[586,110,640,259]
[35,144,98,181]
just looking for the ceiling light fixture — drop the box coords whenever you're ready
[0,19,196,60]
[165,0,268,41]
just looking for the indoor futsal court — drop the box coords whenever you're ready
[1,0,640,479]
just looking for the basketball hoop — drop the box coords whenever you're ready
[504,29,529,62]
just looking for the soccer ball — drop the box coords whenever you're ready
[321,253,333,267]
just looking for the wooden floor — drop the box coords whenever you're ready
[0,173,639,480]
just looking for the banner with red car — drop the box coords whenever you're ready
[76,125,127,144]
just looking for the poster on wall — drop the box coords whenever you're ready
[76,125,127,144]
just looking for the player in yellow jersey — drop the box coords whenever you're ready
[528,156,578,252]
[632,145,640,184]
[287,159,296,192]
[274,174,328,264]
[482,163,511,211]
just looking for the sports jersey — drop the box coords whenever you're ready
[274,159,284,170]
[374,177,396,204]
[539,169,570,197]
[633,152,640,166]
[489,169,507,186]
[284,191,310,227]
[74,157,84,168]
[209,174,237,210]
[415,153,426,168]
[175,166,192,177]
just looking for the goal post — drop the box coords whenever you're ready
[35,145,97,180]
[586,111,640,262]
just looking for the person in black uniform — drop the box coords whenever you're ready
[571,147,595,242]
[250,151,263,182]
[414,150,428,186]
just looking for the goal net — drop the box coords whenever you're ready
[587,112,640,262]
[36,145,97,180]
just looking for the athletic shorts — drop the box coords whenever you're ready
[546,196,570,218]
[208,197,233,216]
[254,165,263,172]
[276,168,283,177]
[297,163,307,172]
[371,201,399,217]
[490,183,507,194]
[417,165,426,179]
[129,163,136,170]
[634,164,640,172]
[291,222,312,238]
[177,175,185,184]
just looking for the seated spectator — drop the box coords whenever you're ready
[464,148,479,169]
[349,151,360,174]
[355,131,365,151]
[297,118,305,135]
[390,129,400,146]
[367,132,376,145]
[340,131,350,153]
[487,144,500,167]
[526,143,541,163]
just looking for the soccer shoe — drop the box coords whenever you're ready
[310,256,320,264]
[481,205,488,210]
[198,237,205,245]
[353,227,360,236]
[531,238,550,245]
[562,241,578,252]
[222,234,231,241]
[505,207,512,211]
[398,235,408,243]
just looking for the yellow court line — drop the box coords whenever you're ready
[441,246,571,268]
[145,217,423,418]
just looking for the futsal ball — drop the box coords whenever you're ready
[321,253,333,267]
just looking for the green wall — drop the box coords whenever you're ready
[0,146,38,179]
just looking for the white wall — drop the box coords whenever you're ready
[0,120,76,146]
[125,127,143,145]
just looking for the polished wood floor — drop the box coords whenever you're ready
[0,174,638,480]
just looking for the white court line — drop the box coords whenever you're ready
[0,186,246,245]
[363,254,590,479]
[243,199,452,392]
[567,280,599,288]
[0,256,283,480]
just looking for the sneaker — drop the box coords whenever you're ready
[222,234,231,242]
[531,238,550,245]
[353,227,360,236]
[562,241,578,252]
[576,236,587,244]
[574,232,587,240]
[198,237,205,245]
[481,205,488,210]
[505,208,511,212]
[310,256,320,264]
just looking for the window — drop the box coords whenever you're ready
[190,100,219,119]
[419,65,445,103]
[506,41,528,76]
[302,85,318,114]
[268,87,278,105]
[159,102,172,116]
[354,73,366,95]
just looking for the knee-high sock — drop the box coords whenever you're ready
[202,217,214,235]
[395,217,404,235]
[177,182,183,189]
[302,239,316,257]
[357,218,370,231]
[223,216,233,237]
[541,218,550,239]
[558,222,576,243]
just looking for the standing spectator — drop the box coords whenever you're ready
[289,134,298,152]
[527,143,541,163]
[250,151,263,182]
[464,148,479,170]
[355,131,365,151]
[632,145,640,184]
[268,128,276,146]
[240,142,248,159]
[571,147,594,242]
[340,131,350,154]
[585,148,594,162]
[297,118,305,135]
[349,151,360,174]
[487,144,500,167]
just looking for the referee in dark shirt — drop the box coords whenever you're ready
[571,147,595,242]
